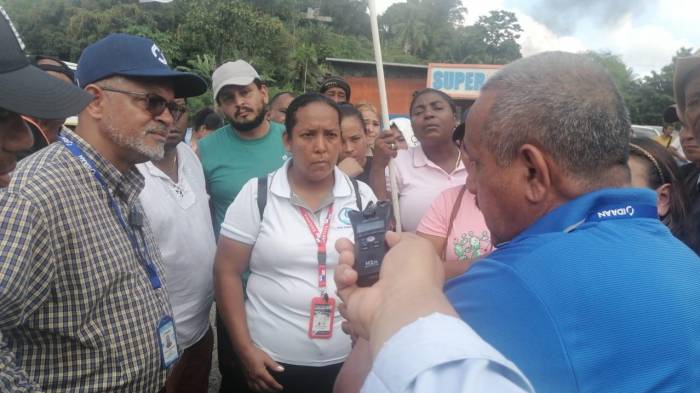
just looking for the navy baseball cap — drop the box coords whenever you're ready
[76,33,207,98]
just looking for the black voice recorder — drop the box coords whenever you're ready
[348,201,392,287]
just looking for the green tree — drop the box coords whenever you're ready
[380,0,467,60]
[319,0,370,37]
[394,0,428,56]
[177,0,292,86]
[2,0,77,59]
[625,48,694,125]
[422,0,466,27]
[474,10,522,64]
[290,43,323,92]
[582,51,634,93]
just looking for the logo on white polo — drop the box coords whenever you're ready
[151,44,168,65]
[338,207,353,225]
[596,205,635,219]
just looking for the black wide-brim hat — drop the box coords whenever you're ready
[0,11,93,119]
[0,65,94,119]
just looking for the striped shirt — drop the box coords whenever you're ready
[0,129,172,392]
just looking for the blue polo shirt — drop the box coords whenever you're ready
[446,188,700,393]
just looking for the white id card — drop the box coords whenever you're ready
[158,316,179,368]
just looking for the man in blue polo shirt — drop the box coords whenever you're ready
[447,51,700,392]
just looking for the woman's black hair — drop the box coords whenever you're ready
[270,91,295,106]
[203,112,224,130]
[284,93,341,138]
[452,122,466,147]
[29,55,75,84]
[409,88,456,115]
[337,103,366,134]
[629,137,693,246]
[193,107,212,129]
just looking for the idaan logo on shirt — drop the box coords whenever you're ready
[596,205,635,219]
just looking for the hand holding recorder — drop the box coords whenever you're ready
[334,231,452,358]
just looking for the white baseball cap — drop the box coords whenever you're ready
[212,60,260,101]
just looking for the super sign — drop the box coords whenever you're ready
[427,63,502,99]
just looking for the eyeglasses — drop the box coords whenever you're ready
[452,122,466,148]
[99,86,186,121]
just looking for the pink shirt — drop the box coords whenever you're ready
[417,186,492,262]
[388,146,467,232]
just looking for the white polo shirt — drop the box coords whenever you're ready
[220,160,377,366]
[137,142,216,349]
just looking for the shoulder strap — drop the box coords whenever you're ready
[351,178,362,211]
[257,176,268,220]
[442,185,468,260]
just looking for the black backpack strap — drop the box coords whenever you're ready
[351,178,362,211]
[257,176,268,220]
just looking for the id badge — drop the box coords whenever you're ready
[308,297,335,339]
[157,316,179,368]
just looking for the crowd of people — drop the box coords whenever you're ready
[1,8,700,393]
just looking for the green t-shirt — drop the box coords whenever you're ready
[199,121,287,236]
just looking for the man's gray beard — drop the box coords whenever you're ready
[104,122,165,162]
[229,107,268,132]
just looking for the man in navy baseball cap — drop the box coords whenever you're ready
[0,32,206,392]
[68,32,207,168]
[76,33,206,98]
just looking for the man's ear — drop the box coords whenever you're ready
[260,84,269,105]
[656,183,671,218]
[517,144,551,203]
[283,130,292,152]
[83,85,106,120]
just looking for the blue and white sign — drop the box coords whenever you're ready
[427,63,502,99]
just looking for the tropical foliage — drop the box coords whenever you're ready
[0,0,690,124]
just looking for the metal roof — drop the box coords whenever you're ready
[325,57,428,69]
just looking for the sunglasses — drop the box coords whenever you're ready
[100,86,186,121]
[452,122,466,148]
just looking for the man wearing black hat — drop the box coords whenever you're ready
[319,75,351,104]
[17,55,81,158]
[0,11,91,189]
[0,30,206,392]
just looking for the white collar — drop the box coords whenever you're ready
[270,159,353,199]
[144,143,184,181]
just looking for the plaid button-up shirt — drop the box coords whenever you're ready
[0,129,173,392]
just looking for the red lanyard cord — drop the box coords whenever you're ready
[299,204,334,301]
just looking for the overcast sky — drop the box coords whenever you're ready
[374,0,699,77]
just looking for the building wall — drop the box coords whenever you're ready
[346,76,426,116]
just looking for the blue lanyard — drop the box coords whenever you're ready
[58,134,162,290]
[587,203,658,223]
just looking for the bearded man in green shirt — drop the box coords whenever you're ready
[199,59,288,393]
[199,60,288,237]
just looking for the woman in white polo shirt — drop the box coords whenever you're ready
[214,93,377,393]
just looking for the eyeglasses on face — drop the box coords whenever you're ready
[99,86,186,121]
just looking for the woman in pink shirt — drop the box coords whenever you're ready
[369,88,467,231]
[417,186,492,278]
[417,123,492,278]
